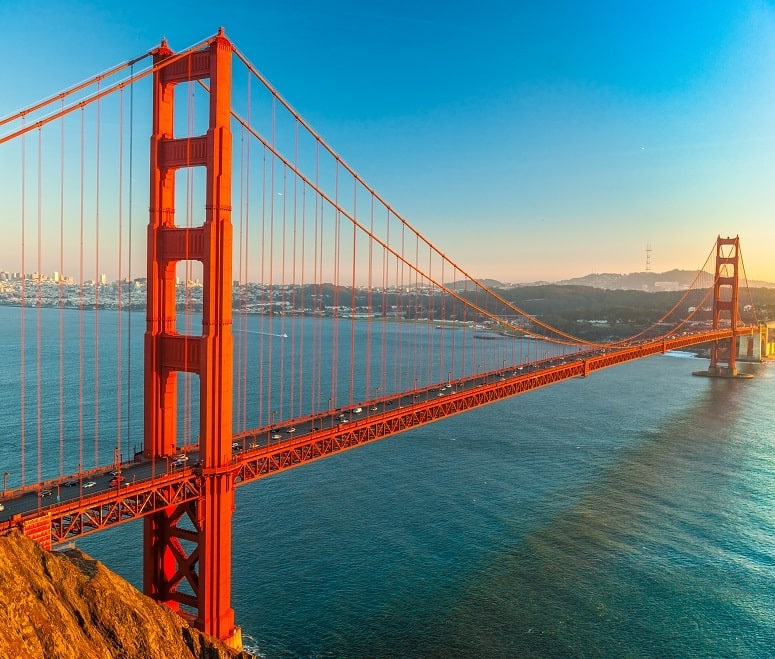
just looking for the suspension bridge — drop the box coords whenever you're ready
[0,30,764,648]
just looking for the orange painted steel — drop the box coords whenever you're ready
[6,325,757,552]
[709,236,740,375]
[143,29,236,642]
[52,476,201,546]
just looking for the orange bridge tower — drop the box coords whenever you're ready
[144,29,239,646]
[706,235,743,377]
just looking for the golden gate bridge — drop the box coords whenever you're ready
[0,29,763,648]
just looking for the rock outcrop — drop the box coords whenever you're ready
[0,531,252,659]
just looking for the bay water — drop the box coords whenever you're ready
[1,307,772,657]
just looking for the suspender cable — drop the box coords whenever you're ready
[236,123,245,432]
[244,71,252,431]
[59,101,65,478]
[116,86,124,465]
[279,164,287,418]
[258,145,266,426]
[36,128,42,488]
[349,179,357,407]
[78,107,85,474]
[94,85,101,468]
[268,105,276,421]
[126,61,134,462]
[20,122,26,487]
[290,121,300,418]
[365,193,374,402]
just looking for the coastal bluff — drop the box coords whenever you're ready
[0,531,252,659]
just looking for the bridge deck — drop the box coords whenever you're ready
[0,327,752,549]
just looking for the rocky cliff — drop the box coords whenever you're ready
[0,531,253,659]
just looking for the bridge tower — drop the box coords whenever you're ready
[708,235,740,376]
[144,30,239,646]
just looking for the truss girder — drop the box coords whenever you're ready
[48,478,201,545]
[8,326,756,549]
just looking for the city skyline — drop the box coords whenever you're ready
[1,1,773,284]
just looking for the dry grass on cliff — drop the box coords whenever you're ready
[0,531,251,659]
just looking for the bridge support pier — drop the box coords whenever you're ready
[144,30,239,645]
[692,236,753,380]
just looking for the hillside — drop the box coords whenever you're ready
[0,531,252,659]
[448,270,775,292]
[552,270,775,291]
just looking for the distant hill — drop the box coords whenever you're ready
[538,270,775,291]
[447,271,775,292]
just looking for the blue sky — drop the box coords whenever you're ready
[1,0,774,283]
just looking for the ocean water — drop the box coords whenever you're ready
[223,356,774,658]
[1,307,772,657]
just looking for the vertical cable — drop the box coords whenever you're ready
[243,70,252,431]
[268,98,276,422]
[349,179,357,407]
[20,120,26,486]
[78,107,84,473]
[366,193,374,403]
[237,122,245,432]
[36,128,42,486]
[94,85,101,468]
[116,86,124,464]
[258,145,266,426]
[59,101,65,478]
[279,164,287,418]
[291,123,299,419]
[126,61,134,461]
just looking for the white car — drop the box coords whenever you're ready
[83,481,97,489]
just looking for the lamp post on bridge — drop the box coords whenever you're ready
[3,471,8,497]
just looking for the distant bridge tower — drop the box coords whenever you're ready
[645,243,652,272]
[144,29,239,646]
[708,236,740,376]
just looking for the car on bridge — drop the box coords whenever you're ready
[83,481,97,489]
[109,476,125,487]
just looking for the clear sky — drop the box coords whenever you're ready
[1,0,773,283]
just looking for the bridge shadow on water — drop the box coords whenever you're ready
[77,359,773,657]
[390,362,772,659]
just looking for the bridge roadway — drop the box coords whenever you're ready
[0,327,750,548]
